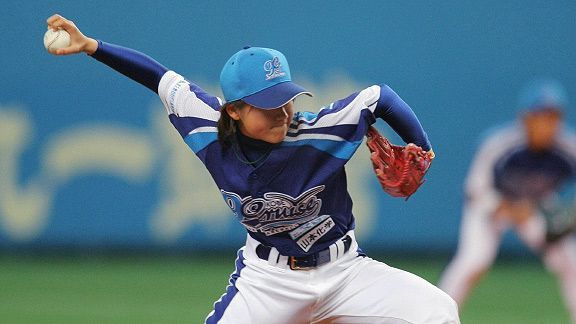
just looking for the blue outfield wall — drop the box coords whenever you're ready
[0,1,575,254]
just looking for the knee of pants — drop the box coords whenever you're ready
[437,285,460,308]
[417,288,461,323]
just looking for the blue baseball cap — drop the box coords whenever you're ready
[220,46,312,109]
[518,78,568,112]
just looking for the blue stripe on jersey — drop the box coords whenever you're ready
[205,249,246,324]
[282,138,363,160]
[169,114,217,138]
[290,109,377,143]
[287,124,359,138]
[184,131,218,154]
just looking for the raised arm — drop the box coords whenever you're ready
[46,14,168,93]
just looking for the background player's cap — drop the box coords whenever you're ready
[220,46,312,109]
[518,78,568,113]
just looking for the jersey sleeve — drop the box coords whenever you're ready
[290,84,431,162]
[90,40,223,159]
[557,128,576,173]
[157,71,222,157]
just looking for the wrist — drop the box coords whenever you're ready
[84,38,98,55]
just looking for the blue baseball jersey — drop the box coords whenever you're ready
[465,122,576,202]
[92,41,431,257]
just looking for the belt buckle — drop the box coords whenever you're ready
[289,256,315,270]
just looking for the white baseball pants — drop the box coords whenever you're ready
[206,231,459,324]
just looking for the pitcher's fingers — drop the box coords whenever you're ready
[46,14,65,28]
[46,14,62,24]
[54,45,80,56]
[47,14,75,32]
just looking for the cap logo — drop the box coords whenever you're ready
[264,57,286,80]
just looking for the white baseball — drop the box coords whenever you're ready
[44,28,71,51]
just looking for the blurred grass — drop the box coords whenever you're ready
[0,253,570,323]
[386,256,570,324]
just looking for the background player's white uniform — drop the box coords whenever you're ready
[439,121,576,321]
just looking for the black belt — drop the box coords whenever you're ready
[256,235,352,270]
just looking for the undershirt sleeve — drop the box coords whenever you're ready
[90,40,169,93]
[376,84,431,151]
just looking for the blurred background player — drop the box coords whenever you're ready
[438,79,576,321]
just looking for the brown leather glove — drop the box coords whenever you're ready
[366,126,434,199]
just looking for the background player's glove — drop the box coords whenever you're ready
[365,126,433,199]
[539,196,576,243]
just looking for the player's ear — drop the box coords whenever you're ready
[225,102,242,121]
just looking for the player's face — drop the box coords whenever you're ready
[233,101,294,144]
[522,109,562,151]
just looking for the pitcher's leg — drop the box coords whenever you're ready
[206,249,315,324]
[315,257,459,324]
